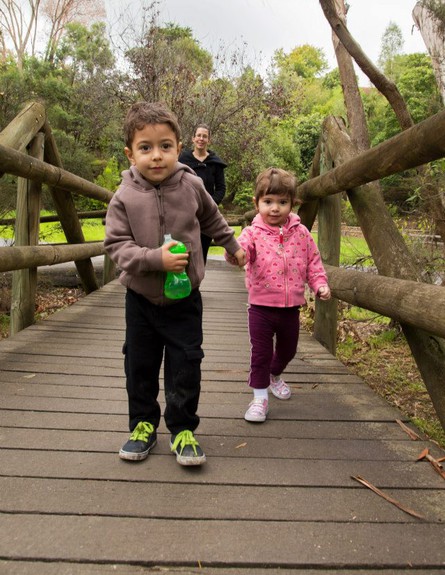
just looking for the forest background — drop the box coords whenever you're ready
[0,0,444,444]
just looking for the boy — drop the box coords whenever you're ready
[105,101,245,465]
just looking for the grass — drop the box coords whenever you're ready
[1,217,107,243]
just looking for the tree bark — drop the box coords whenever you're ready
[325,264,445,339]
[0,242,105,273]
[413,2,445,105]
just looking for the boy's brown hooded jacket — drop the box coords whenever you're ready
[104,163,240,305]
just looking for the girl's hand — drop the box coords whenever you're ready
[225,248,246,267]
[317,285,331,300]
[161,241,189,272]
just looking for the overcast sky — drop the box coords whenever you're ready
[106,0,426,85]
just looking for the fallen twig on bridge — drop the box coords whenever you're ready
[417,448,445,480]
[351,475,426,520]
[396,419,421,440]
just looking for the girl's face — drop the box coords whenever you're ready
[256,193,292,227]
[192,127,210,151]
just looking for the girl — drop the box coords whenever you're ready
[226,167,331,422]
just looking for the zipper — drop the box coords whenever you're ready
[279,226,289,307]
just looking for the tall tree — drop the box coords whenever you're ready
[0,0,41,69]
[43,0,105,63]
[378,21,404,78]
[125,20,213,122]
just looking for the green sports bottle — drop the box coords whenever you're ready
[163,234,192,300]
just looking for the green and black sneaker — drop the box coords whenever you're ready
[170,430,206,466]
[119,421,157,461]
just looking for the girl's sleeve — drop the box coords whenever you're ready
[237,227,256,263]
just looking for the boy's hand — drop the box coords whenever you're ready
[233,248,246,267]
[224,251,238,265]
[161,240,189,272]
[317,285,331,300]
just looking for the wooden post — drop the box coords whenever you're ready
[103,254,116,286]
[313,143,340,354]
[10,133,44,335]
[42,123,101,294]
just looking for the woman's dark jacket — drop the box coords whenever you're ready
[179,149,227,205]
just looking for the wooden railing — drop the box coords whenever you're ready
[0,102,114,334]
[297,112,445,431]
[0,101,445,429]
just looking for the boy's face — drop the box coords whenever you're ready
[256,193,292,227]
[125,123,182,185]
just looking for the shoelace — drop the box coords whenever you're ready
[130,421,154,442]
[171,430,200,455]
[271,379,287,393]
[248,399,267,414]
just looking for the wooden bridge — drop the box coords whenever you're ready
[1,261,444,574]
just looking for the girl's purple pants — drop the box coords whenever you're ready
[247,304,300,389]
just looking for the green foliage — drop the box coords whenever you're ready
[95,157,121,192]
[273,44,328,78]
[366,53,441,145]
[233,183,255,211]
[56,22,115,81]
[322,67,341,89]
[293,113,324,176]
[341,200,358,226]
[395,53,442,123]
[1,2,441,230]
[125,16,213,120]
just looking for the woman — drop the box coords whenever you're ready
[179,123,227,263]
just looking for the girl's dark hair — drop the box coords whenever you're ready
[254,167,297,206]
[124,101,181,148]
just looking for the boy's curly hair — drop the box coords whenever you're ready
[124,101,181,148]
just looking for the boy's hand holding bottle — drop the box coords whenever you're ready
[162,239,189,272]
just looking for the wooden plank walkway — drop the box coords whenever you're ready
[0,263,444,574]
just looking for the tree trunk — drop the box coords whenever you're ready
[413,2,445,105]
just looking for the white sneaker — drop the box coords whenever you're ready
[244,398,269,422]
[269,375,291,400]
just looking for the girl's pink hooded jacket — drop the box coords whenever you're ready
[233,212,328,308]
